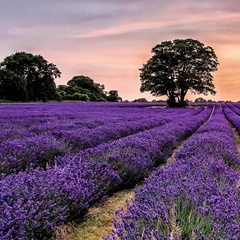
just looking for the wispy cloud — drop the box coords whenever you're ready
[1,0,240,101]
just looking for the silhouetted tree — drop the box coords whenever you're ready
[140,39,219,107]
[133,98,148,102]
[0,69,27,101]
[67,75,106,101]
[106,90,122,102]
[0,51,61,101]
[65,93,90,101]
[195,97,207,103]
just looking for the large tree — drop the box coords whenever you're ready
[139,39,219,107]
[0,69,27,101]
[0,51,61,101]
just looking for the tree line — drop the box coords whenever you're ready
[0,38,219,106]
[0,52,122,102]
[57,76,122,102]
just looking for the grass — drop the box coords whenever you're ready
[52,132,189,240]
[54,189,134,240]
[232,127,240,152]
[52,117,240,240]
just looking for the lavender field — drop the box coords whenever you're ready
[0,102,240,239]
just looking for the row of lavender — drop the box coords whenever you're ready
[0,103,199,175]
[59,106,211,188]
[0,103,212,239]
[105,104,240,239]
[222,102,240,134]
[0,102,169,142]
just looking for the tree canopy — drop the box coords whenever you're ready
[0,51,61,101]
[0,52,122,103]
[133,98,148,102]
[139,39,219,107]
[106,90,122,102]
[0,69,27,101]
[67,75,106,101]
[57,75,122,102]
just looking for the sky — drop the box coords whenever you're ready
[1,0,240,102]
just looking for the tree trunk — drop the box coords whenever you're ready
[167,95,176,107]
[180,88,187,103]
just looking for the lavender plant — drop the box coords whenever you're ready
[0,160,120,239]
[104,104,240,240]
[0,133,71,174]
[1,102,192,174]
[0,102,218,239]
[57,106,212,188]
[222,103,240,136]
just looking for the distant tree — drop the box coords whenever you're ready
[152,99,166,102]
[65,93,90,101]
[195,97,207,103]
[56,84,67,92]
[133,98,148,102]
[57,75,123,102]
[0,51,61,101]
[106,90,122,102]
[139,39,219,107]
[56,85,67,99]
[67,75,106,101]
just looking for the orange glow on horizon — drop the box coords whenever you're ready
[1,0,240,101]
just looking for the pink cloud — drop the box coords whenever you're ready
[1,0,240,101]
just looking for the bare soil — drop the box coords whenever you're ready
[54,189,134,240]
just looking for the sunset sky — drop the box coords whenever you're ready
[1,0,240,101]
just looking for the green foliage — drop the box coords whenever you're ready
[0,51,123,103]
[59,75,106,101]
[67,75,106,101]
[195,97,207,103]
[133,98,148,102]
[0,51,61,101]
[173,199,214,238]
[140,38,219,107]
[0,69,28,101]
[65,93,90,101]
[157,198,214,239]
[106,90,122,102]
[57,75,122,102]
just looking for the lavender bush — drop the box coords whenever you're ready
[0,160,120,239]
[0,103,206,175]
[57,106,212,188]
[0,133,71,174]
[0,102,227,239]
[222,103,240,135]
[1,102,188,174]
[176,104,240,167]
[105,157,239,240]
[105,104,240,240]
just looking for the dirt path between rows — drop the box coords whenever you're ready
[231,126,240,152]
[229,125,240,190]
[54,108,217,240]
[56,121,240,240]
[54,189,134,240]
[54,137,191,240]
